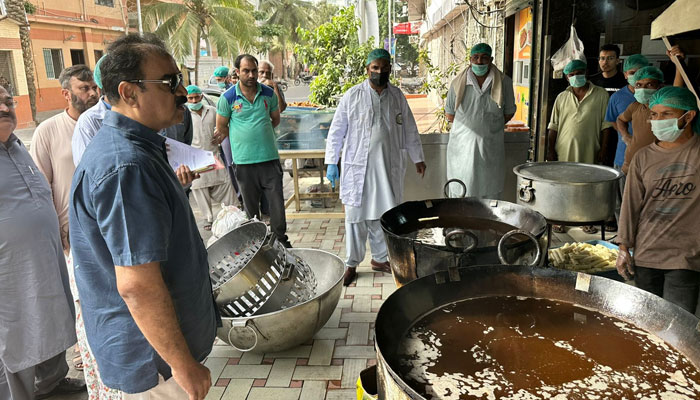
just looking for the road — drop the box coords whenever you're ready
[281,82,311,103]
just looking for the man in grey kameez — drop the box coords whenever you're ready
[0,85,85,399]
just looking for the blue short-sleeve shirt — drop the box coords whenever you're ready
[605,85,636,168]
[69,111,219,394]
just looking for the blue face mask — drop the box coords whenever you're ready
[633,88,657,105]
[568,75,587,88]
[217,82,227,89]
[650,112,689,142]
[472,64,489,76]
[187,102,203,111]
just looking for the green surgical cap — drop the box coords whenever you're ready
[650,86,700,133]
[186,85,201,94]
[470,43,492,57]
[632,66,663,83]
[563,59,587,75]
[94,55,106,90]
[214,66,229,77]
[623,54,649,72]
[366,49,391,66]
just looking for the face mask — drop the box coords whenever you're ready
[472,64,489,76]
[217,82,227,89]
[187,102,203,111]
[650,112,689,142]
[370,71,390,87]
[633,88,657,104]
[627,76,637,86]
[568,75,587,88]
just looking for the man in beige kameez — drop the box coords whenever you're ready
[186,85,235,229]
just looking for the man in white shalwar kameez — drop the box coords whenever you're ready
[445,43,516,199]
[325,49,426,285]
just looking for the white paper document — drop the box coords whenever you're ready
[165,137,217,173]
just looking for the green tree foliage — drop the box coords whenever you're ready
[144,0,257,85]
[258,0,314,79]
[376,0,418,68]
[418,49,467,132]
[295,6,374,106]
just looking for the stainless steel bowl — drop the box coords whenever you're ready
[217,248,344,353]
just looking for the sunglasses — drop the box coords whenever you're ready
[127,73,184,94]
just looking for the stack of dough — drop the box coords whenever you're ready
[549,242,618,273]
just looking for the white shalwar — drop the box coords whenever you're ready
[445,68,516,198]
[325,80,424,268]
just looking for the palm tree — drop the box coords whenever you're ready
[259,0,314,79]
[144,0,258,85]
[6,0,37,122]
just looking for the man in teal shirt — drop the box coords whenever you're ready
[215,54,289,246]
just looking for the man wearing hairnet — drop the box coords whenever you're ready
[604,54,649,225]
[547,59,612,233]
[325,48,426,286]
[444,43,516,199]
[617,66,665,176]
[213,66,233,90]
[618,86,700,316]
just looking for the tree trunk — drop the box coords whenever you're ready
[194,27,201,85]
[6,0,37,122]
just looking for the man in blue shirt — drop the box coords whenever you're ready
[69,36,217,399]
[604,54,648,224]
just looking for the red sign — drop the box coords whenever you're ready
[393,22,421,35]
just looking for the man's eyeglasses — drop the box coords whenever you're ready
[127,73,183,94]
[1,97,18,109]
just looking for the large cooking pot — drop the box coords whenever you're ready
[381,196,547,287]
[513,162,622,222]
[375,264,700,399]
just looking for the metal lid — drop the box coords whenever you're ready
[513,162,622,183]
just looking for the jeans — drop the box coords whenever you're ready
[614,165,626,224]
[634,266,700,315]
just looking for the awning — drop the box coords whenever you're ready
[650,0,700,39]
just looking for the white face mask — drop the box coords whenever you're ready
[650,112,689,142]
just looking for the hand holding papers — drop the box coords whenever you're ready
[165,137,224,174]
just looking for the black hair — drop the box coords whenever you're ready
[107,33,167,53]
[58,65,93,89]
[600,44,620,57]
[100,43,172,103]
[234,54,258,69]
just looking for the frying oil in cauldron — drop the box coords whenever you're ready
[402,219,519,248]
[397,296,700,399]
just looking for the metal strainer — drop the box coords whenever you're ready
[207,222,317,318]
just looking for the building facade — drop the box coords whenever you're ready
[0,6,33,128]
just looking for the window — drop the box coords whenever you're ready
[0,0,7,17]
[0,51,16,95]
[43,49,64,79]
[94,49,104,63]
[95,0,114,7]
[70,49,85,65]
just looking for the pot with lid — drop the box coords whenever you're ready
[381,184,547,287]
[513,162,622,223]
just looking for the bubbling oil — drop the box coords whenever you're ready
[397,296,700,399]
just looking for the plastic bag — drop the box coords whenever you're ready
[207,204,248,246]
[550,25,586,75]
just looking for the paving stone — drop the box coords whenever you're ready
[345,286,382,295]
[266,359,297,387]
[204,356,229,381]
[298,380,326,400]
[371,299,384,310]
[219,364,272,379]
[292,366,343,380]
[246,387,302,400]
[382,283,396,298]
[333,346,376,359]
[240,351,264,365]
[313,328,348,340]
[204,386,225,400]
[220,378,253,399]
[325,389,357,399]
[346,322,370,346]
[355,272,374,287]
[208,345,243,358]
[323,308,341,328]
[373,275,395,284]
[266,345,312,358]
[336,298,353,309]
[308,340,335,366]
[340,312,377,323]
[351,295,371,313]
[341,359,366,388]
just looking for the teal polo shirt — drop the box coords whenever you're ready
[216,82,279,164]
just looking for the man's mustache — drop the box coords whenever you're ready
[175,96,187,107]
[0,111,13,119]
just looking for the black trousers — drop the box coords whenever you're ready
[235,160,288,242]
[635,266,700,316]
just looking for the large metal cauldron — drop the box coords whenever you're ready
[217,249,343,353]
[381,198,547,286]
[374,265,700,399]
[514,162,622,222]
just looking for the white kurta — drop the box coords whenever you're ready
[445,69,516,198]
